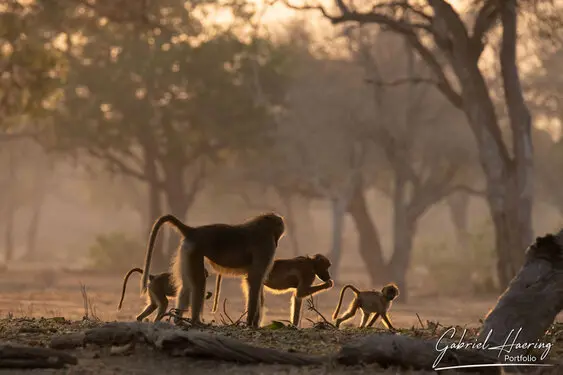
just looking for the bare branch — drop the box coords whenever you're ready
[87,148,153,185]
[446,184,487,198]
[470,0,501,59]
[364,76,437,87]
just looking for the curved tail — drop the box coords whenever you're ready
[118,268,143,310]
[141,214,193,296]
[211,274,222,313]
[332,284,361,320]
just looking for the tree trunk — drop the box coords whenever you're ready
[388,173,415,302]
[162,161,203,259]
[24,183,46,259]
[142,143,167,270]
[347,179,386,284]
[278,190,300,256]
[329,196,347,283]
[498,0,534,286]
[4,152,16,264]
[446,192,470,252]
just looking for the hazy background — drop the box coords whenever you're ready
[1,0,562,326]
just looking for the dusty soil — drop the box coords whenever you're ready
[0,269,561,374]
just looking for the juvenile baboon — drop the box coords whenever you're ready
[118,267,211,322]
[332,283,399,330]
[212,254,333,327]
[141,213,285,327]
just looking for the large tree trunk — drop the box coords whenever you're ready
[498,0,534,287]
[347,179,386,284]
[451,52,529,290]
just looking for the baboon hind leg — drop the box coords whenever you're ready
[136,303,157,322]
[153,293,169,322]
[359,309,370,328]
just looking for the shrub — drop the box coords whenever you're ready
[88,232,144,273]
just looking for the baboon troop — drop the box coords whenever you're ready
[117,212,400,331]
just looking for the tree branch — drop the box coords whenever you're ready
[87,148,154,185]
[364,76,437,87]
[470,0,501,59]
[446,184,487,198]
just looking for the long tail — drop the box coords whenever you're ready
[118,268,143,310]
[141,214,193,295]
[332,284,361,320]
[212,274,222,313]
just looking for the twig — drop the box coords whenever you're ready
[79,283,88,320]
[306,296,336,328]
[222,298,235,324]
[416,313,425,329]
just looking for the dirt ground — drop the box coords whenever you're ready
[0,269,561,374]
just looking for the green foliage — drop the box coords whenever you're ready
[88,232,144,272]
[0,2,67,128]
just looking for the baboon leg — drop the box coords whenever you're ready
[366,312,380,328]
[335,299,359,328]
[290,294,303,327]
[153,294,169,322]
[359,310,370,328]
[245,272,266,328]
[251,288,265,327]
[136,303,157,321]
[188,254,207,325]
[381,313,396,330]
[174,241,193,321]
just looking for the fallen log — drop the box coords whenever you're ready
[50,321,324,365]
[477,230,563,360]
[0,343,77,369]
[335,333,500,373]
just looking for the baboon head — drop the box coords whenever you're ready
[312,254,332,282]
[382,283,400,301]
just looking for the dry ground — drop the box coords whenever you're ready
[0,269,561,374]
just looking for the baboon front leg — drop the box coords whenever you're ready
[295,281,333,299]
[366,312,380,328]
[359,309,371,328]
[335,299,359,328]
[250,288,265,327]
[290,294,303,327]
[381,313,396,331]
[245,272,266,328]
[136,303,157,321]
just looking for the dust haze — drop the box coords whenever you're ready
[1,1,562,333]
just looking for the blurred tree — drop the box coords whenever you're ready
[0,1,66,139]
[285,0,540,289]
[343,29,480,299]
[46,1,289,267]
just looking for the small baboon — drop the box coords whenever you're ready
[332,283,399,330]
[141,213,285,327]
[118,267,211,322]
[212,254,333,327]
